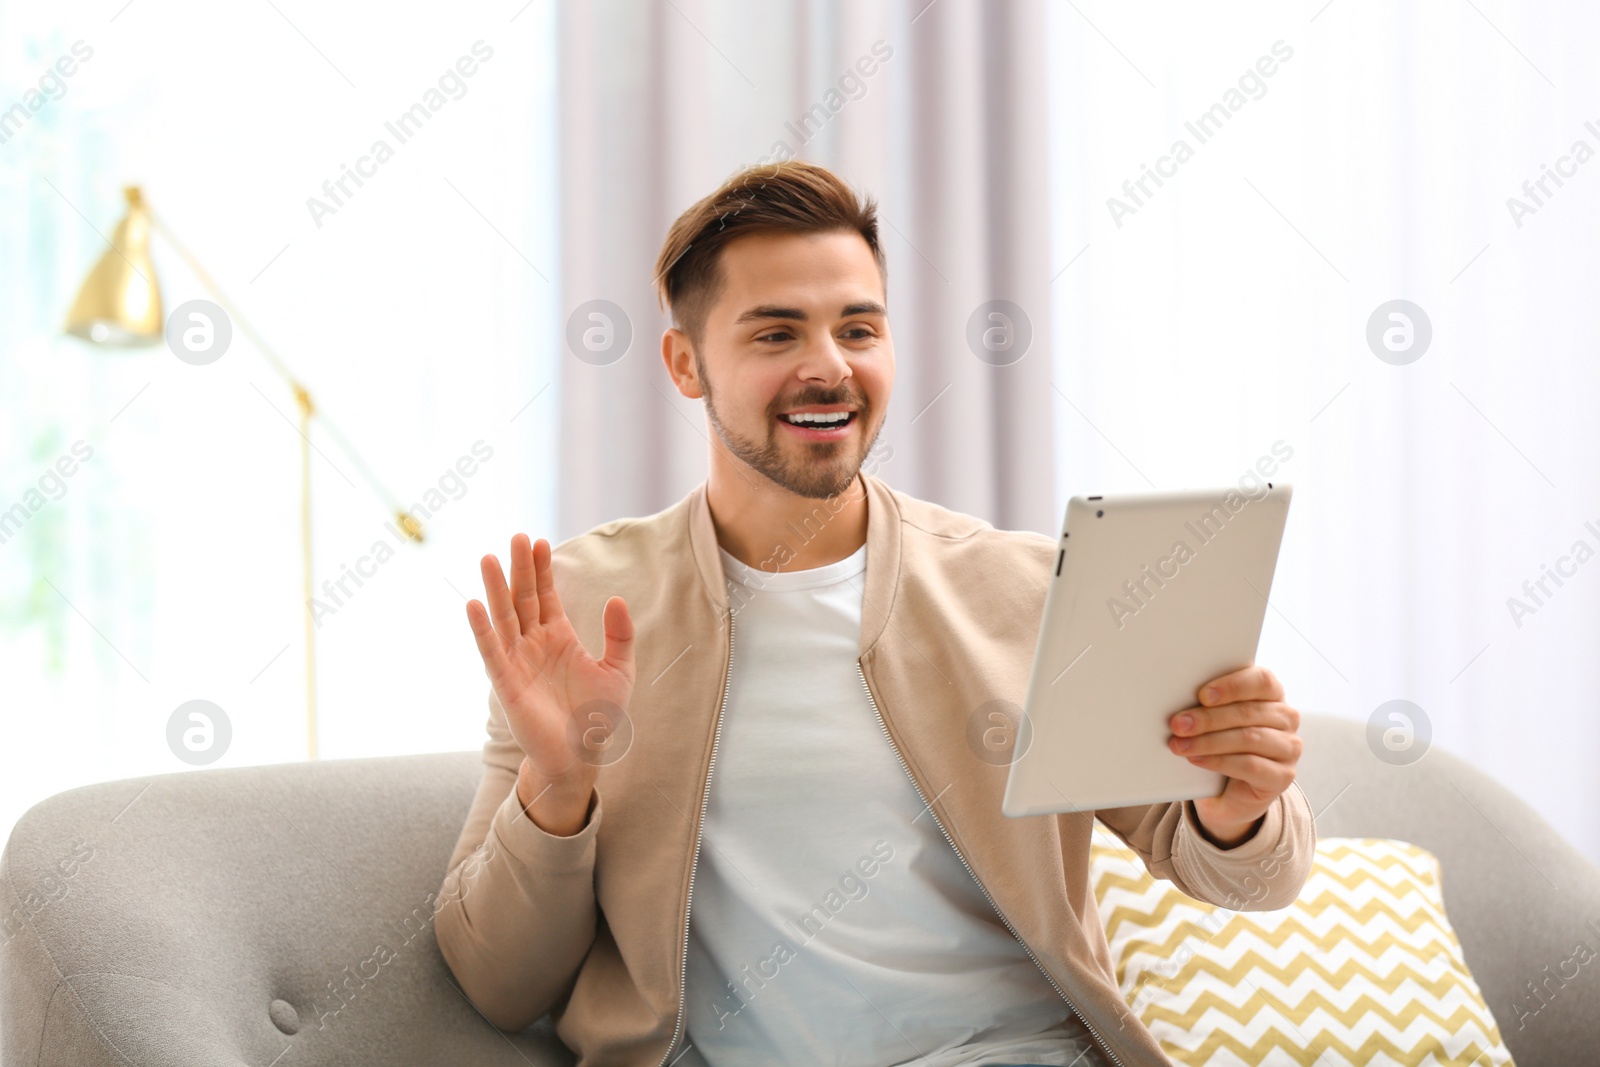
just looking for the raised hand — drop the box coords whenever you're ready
[465,534,635,830]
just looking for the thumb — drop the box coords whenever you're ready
[600,595,635,673]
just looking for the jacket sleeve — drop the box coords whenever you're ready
[1093,779,1318,911]
[433,687,601,1031]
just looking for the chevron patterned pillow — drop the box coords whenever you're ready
[1088,826,1516,1066]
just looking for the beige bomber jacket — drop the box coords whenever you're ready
[435,470,1318,1067]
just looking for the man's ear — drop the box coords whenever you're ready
[660,327,704,400]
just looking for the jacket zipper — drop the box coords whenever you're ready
[657,610,736,1067]
[855,662,1128,1067]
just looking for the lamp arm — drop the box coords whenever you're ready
[146,207,422,539]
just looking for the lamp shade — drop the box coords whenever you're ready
[64,185,163,347]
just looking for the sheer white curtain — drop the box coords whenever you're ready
[0,1,560,845]
[560,0,1600,867]
[1047,1,1600,865]
[556,0,1057,537]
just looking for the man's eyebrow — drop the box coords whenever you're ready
[733,301,888,325]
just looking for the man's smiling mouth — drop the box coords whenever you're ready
[778,411,855,427]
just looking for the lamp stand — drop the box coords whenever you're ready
[135,199,420,759]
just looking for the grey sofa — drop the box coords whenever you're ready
[3,713,1598,1065]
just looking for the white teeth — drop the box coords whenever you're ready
[783,411,851,425]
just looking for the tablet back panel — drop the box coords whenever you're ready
[1002,483,1292,817]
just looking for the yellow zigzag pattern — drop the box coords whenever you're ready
[1123,955,1483,1008]
[1097,881,1444,923]
[1091,844,1443,894]
[1141,987,1497,1033]
[1097,878,1448,935]
[1091,836,1443,885]
[1086,835,1515,1066]
[1092,858,1436,895]
[1155,1025,1502,1067]
[1106,903,1456,955]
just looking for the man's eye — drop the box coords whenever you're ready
[841,327,874,340]
[758,330,793,343]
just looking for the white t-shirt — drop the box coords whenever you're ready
[677,541,1101,1067]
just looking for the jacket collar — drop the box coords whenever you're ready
[684,469,903,653]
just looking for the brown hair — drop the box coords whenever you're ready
[653,160,886,350]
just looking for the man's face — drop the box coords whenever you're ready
[682,229,893,500]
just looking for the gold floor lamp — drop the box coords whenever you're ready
[62,185,423,760]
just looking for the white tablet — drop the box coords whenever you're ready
[1001,482,1293,817]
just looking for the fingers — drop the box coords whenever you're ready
[480,553,521,644]
[464,599,508,680]
[533,538,569,631]
[1169,721,1304,763]
[1198,664,1284,707]
[1171,699,1300,738]
[490,534,564,640]
[1183,751,1296,794]
[510,533,541,636]
[600,595,635,673]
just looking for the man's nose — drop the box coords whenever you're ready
[797,335,852,385]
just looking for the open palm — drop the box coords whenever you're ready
[465,533,635,784]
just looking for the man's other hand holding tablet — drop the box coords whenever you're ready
[1168,664,1304,849]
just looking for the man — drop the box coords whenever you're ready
[436,160,1316,1067]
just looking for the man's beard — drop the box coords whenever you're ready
[698,359,878,500]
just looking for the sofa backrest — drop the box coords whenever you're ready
[0,750,573,1065]
[1296,713,1600,1065]
[4,714,1596,1065]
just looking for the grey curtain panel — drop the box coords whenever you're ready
[556,0,1057,539]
